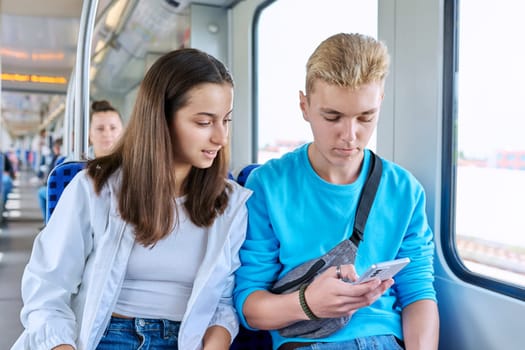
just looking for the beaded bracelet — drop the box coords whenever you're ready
[299,283,320,320]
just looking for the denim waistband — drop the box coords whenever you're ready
[106,316,181,338]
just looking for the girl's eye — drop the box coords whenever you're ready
[197,121,211,126]
[223,118,232,124]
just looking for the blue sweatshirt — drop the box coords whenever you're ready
[233,144,436,349]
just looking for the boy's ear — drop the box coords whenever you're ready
[299,91,309,121]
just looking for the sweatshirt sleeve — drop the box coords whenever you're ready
[394,184,437,307]
[16,171,95,350]
[233,170,282,330]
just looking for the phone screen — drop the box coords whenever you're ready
[354,257,410,284]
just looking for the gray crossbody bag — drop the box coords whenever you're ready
[270,151,383,339]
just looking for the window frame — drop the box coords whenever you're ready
[441,0,525,301]
[251,0,276,163]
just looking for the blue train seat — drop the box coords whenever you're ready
[0,153,4,212]
[54,155,67,167]
[230,325,272,349]
[236,163,260,187]
[46,160,87,222]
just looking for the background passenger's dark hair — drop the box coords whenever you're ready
[90,100,120,121]
[53,137,63,147]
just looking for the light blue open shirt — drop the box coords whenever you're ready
[13,170,251,350]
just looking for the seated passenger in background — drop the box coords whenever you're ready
[63,100,124,161]
[39,101,123,223]
[86,100,124,158]
[13,48,251,350]
[233,33,439,350]
[2,152,16,212]
[37,137,63,220]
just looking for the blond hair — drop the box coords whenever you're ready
[305,33,390,94]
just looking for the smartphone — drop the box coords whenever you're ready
[353,257,410,284]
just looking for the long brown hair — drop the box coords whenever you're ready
[87,48,233,246]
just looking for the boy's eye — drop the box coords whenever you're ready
[359,115,375,122]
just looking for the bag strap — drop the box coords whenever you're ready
[350,151,383,246]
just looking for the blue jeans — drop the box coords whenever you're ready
[292,335,404,350]
[37,186,46,219]
[96,316,181,350]
[2,174,13,209]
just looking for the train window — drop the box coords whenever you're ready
[445,0,525,296]
[254,0,378,163]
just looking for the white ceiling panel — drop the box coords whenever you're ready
[1,0,82,17]
[1,15,79,73]
[0,0,239,136]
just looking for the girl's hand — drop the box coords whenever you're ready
[202,325,231,350]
